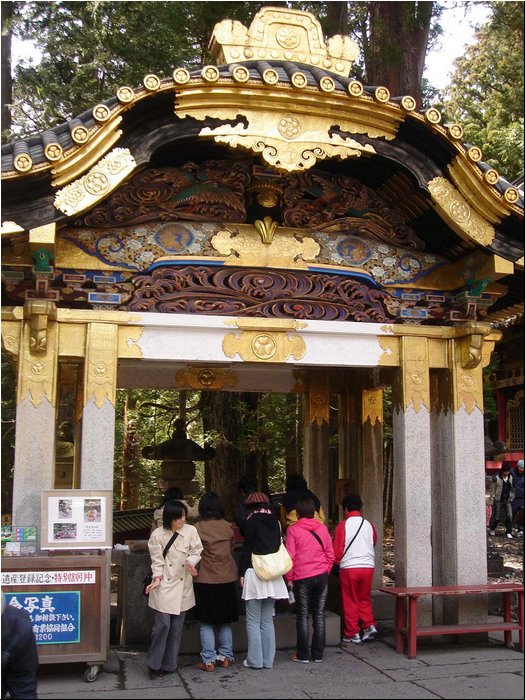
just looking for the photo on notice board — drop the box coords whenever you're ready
[58,499,73,519]
[41,490,112,550]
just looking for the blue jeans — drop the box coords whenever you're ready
[293,573,328,661]
[199,622,234,664]
[244,598,276,668]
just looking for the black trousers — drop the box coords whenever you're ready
[293,573,328,661]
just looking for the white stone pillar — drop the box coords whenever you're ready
[80,323,118,490]
[11,302,58,542]
[360,387,384,589]
[433,340,488,623]
[392,336,433,595]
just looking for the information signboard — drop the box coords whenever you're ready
[1,554,109,667]
[5,591,81,644]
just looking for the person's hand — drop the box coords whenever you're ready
[185,561,198,577]
[145,576,161,594]
[239,576,244,587]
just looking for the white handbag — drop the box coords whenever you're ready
[251,540,292,580]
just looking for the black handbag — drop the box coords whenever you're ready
[331,518,364,576]
[143,531,179,596]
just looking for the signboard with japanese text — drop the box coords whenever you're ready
[41,490,112,550]
[5,591,81,644]
[1,554,109,666]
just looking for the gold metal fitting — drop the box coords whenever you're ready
[374,86,390,103]
[467,146,482,162]
[13,153,33,172]
[93,104,111,122]
[201,65,220,82]
[172,68,190,85]
[425,108,441,124]
[71,125,89,144]
[347,80,363,97]
[143,74,161,91]
[447,123,464,139]
[117,86,135,103]
[44,143,63,162]
[400,95,416,111]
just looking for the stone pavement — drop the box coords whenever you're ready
[37,623,523,700]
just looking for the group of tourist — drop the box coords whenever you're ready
[144,474,378,675]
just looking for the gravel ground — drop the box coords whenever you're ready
[382,525,523,586]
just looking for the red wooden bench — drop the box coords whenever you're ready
[379,583,524,659]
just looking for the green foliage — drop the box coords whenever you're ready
[441,1,524,180]
[113,387,206,509]
[9,1,266,135]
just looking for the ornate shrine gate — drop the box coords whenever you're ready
[2,8,523,628]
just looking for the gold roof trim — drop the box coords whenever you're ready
[448,156,521,222]
[428,177,495,247]
[209,6,358,77]
[53,148,136,217]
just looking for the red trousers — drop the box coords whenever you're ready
[339,567,375,637]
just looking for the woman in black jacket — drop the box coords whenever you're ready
[239,492,288,669]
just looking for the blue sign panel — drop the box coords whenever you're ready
[6,591,81,645]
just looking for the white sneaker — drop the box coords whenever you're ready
[362,624,378,641]
[506,533,514,539]
[342,633,361,644]
[489,530,496,536]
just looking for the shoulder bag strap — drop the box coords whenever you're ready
[308,529,324,549]
[341,517,364,559]
[162,531,179,558]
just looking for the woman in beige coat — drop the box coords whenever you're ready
[145,500,203,678]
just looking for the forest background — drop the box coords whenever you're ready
[1,1,523,520]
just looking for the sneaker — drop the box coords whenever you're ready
[517,530,523,537]
[342,634,361,644]
[243,659,262,669]
[197,661,215,672]
[290,654,309,663]
[313,659,323,663]
[506,533,514,539]
[489,530,496,536]
[361,624,378,641]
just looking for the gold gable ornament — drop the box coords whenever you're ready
[209,7,359,77]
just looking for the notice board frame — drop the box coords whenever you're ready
[41,489,112,550]
[1,552,109,665]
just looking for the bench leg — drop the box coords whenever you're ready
[518,590,524,653]
[395,598,405,654]
[503,592,513,647]
[407,596,418,659]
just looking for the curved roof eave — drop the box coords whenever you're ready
[1,61,523,262]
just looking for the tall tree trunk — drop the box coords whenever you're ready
[200,391,245,519]
[366,1,433,108]
[325,1,348,36]
[1,1,13,133]
[285,394,302,477]
[120,390,142,509]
